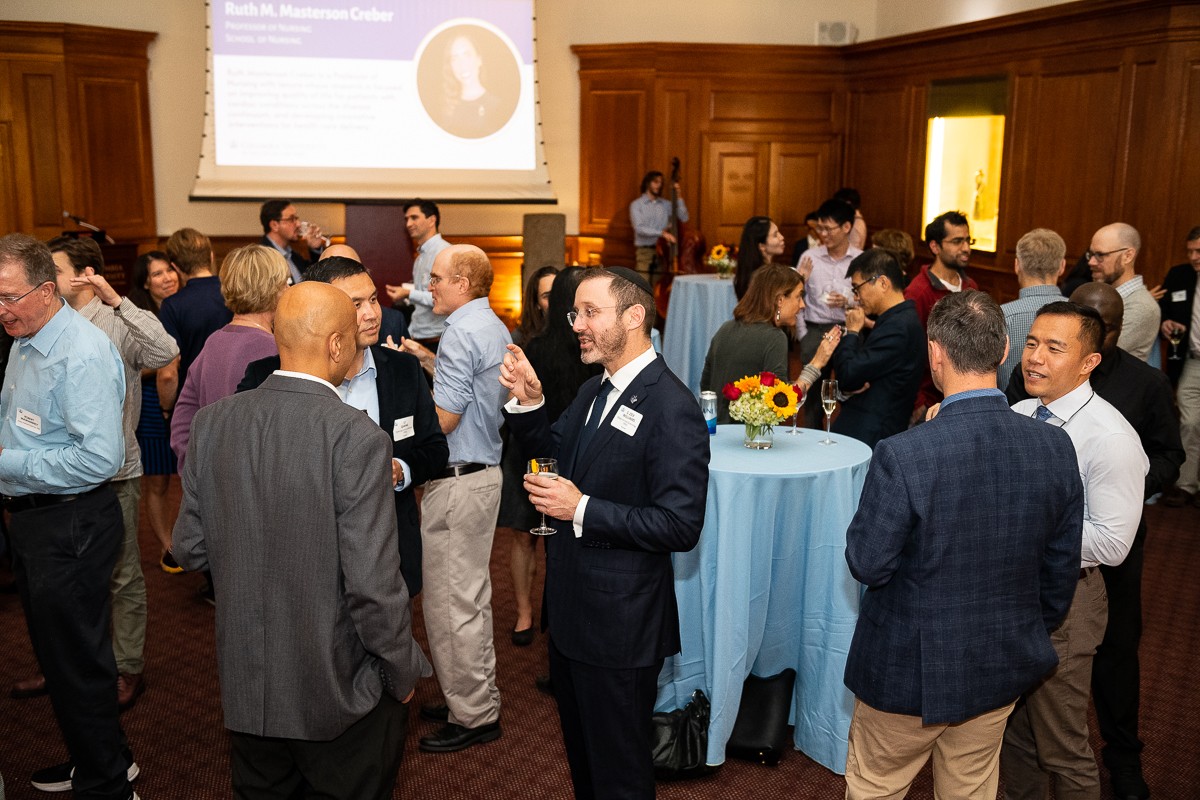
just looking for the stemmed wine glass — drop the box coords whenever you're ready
[1168,329,1184,361]
[529,458,559,535]
[820,380,838,446]
[786,383,806,435]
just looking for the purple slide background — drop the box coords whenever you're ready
[214,0,533,62]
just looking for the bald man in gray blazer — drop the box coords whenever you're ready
[174,282,430,800]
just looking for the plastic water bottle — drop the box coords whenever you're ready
[700,391,717,435]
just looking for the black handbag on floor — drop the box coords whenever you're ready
[726,669,797,766]
[650,689,712,780]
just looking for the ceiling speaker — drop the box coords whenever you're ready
[817,21,859,46]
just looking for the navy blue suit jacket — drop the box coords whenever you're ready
[237,346,447,595]
[1160,262,1196,385]
[505,355,710,669]
[843,394,1083,724]
[830,299,926,448]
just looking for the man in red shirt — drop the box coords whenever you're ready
[906,210,979,415]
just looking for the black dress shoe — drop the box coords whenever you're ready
[419,703,449,723]
[1109,764,1150,799]
[419,721,501,752]
[511,626,535,646]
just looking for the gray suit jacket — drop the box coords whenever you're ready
[173,373,430,739]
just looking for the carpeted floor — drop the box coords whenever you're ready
[0,487,1197,799]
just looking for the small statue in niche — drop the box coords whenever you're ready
[973,168,986,219]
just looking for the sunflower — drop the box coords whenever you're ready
[734,374,761,393]
[766,383,799,419]
[709,244,729,260]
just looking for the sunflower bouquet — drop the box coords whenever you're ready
[706,243,736,278]
[721,372,799,448]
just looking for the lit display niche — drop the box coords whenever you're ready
[923,78,1007,253]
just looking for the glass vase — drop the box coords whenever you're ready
[743,423,774,450]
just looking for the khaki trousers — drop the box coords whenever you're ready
[845,698,1016,799]
[420,467,502,728]
[1001,569,1108,799]
[1176,356,1200,493]
[110,477,146,675]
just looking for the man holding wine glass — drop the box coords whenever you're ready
[500,266,710,800]
[828,249,926,448]
[259,199,327,286]
[1160,226,1200,508]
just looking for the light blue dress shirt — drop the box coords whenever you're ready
[408,233,451,339]
[433,297,511,465]
[0,300,125,495]
[629,193,689,247]
[338,347,412,491]
[999,284,1063,390]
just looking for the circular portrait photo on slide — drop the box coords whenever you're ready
[416,23,521,140]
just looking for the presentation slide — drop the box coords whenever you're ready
[194,0,553,202]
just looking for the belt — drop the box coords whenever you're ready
[1080,566,1097,579]
[435,463,489,480]
[1,483,109,515]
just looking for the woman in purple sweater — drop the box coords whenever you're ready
[170,245,289,468]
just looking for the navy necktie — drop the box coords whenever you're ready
[1034,404,1054,423]
[574,379,614,468]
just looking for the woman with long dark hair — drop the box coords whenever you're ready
[733,215,786,300]
[511,265,558,346]
[129,251,186,572]
[505,267,600,644]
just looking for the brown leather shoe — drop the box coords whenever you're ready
[117,672,145,711]
[11,672,46,699]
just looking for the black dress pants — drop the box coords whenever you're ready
[9,487,130,800]
[1093,521,1146,768]
[230,692,409,800]
[549,636,662,800]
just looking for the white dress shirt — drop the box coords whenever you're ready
[1013,380,1148,568]
[507,344,658,537]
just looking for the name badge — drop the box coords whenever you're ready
[1171,290,1188,303]
[610,405,643,436]
[16,407,41,435]
[393,416,414,441]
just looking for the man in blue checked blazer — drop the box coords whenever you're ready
[842,290,1083,799]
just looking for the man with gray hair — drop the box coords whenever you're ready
[998,229,1066,390]
[0,234,136,799]
[1088,222,1160,361]
[399,244,510,753]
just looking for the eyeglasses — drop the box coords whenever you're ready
[941,237,975,247]
[1084,247,1129,262]
[0,282,47,308]
[428,274,462,287]
[850,275,879,297]
[814,224,844,235]
[278,215,300,224]
[566,305,617,326]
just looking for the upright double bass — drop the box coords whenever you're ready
[654,157,705,318]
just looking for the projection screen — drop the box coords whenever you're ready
[192,0,555,202]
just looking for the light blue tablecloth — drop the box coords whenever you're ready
[656,424,872,774]
[662,275,737,395]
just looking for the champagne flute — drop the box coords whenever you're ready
[786,383,806,435]
[529,458,559,535]
[820,379,838,446]
[1168,330,1183,360]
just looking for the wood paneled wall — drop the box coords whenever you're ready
[574,44,846,265]
[576,0,1200,299]
[0,23,157,244]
